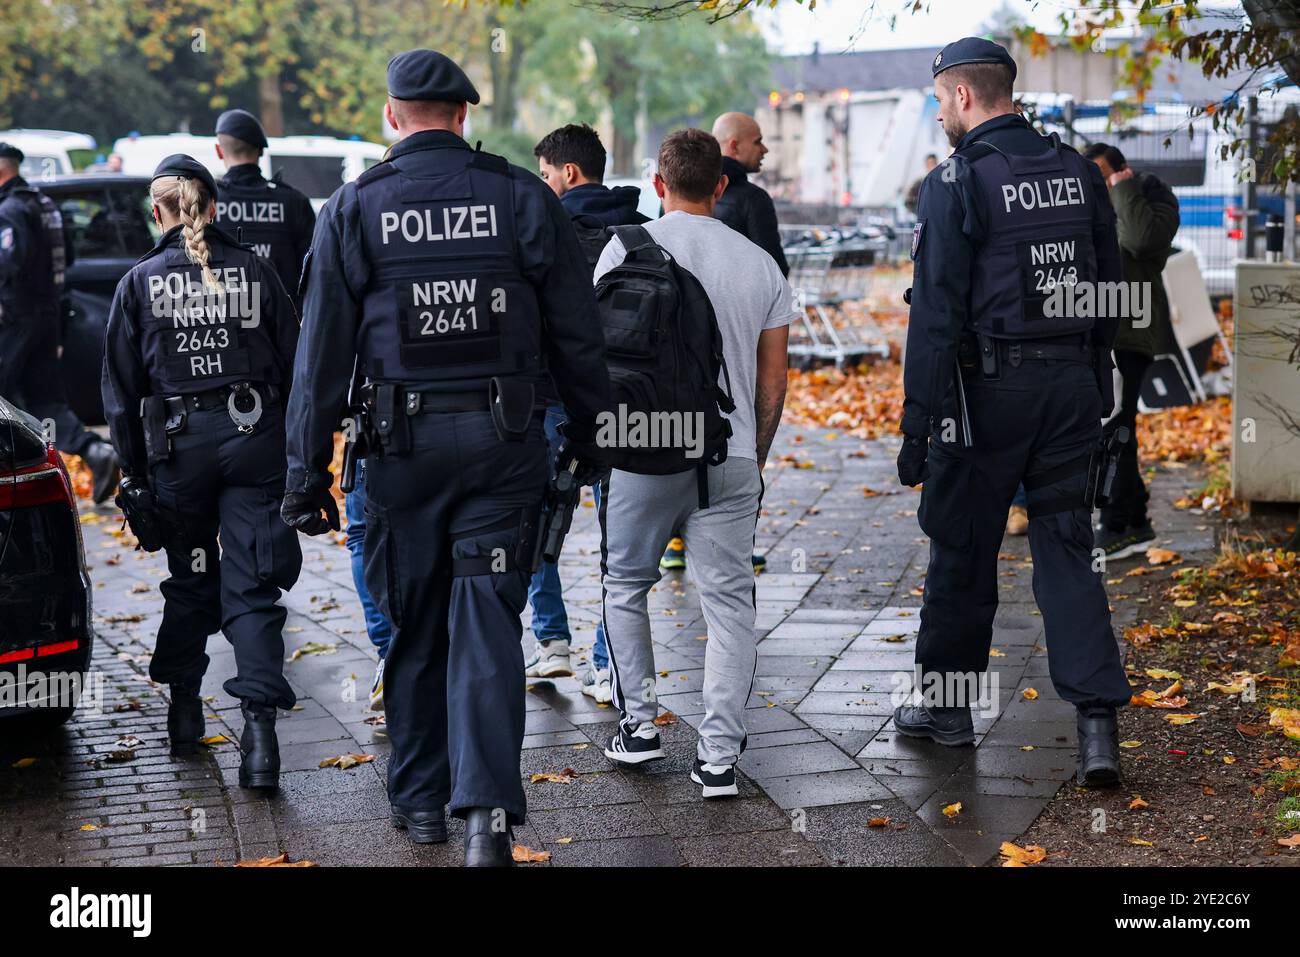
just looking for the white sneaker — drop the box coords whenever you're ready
[369,658,386,712]
[581,667,612,704]
[524,640,573,678]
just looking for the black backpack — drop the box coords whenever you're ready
[571,214,613,271]
[594,224,735,481]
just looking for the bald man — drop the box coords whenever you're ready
[711,112,789,277]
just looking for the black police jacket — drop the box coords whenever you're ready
[215,163,316,305]
[713,156,789,278]
[0,176,58,323]
[901,113,1122,439]
[284,129,611,496]
[101,222,300,478]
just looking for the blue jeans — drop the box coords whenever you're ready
[528,406,608,670]
[345,461,393,659]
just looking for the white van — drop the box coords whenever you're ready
[112,132,387,211]
[0,129,97,180]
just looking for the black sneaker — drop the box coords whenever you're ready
[691,758,739,799]
[1094,524,1157,561]
[892,703,975,746]
[603,720,665,765]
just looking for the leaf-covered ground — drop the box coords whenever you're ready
[1018,536,1300,866]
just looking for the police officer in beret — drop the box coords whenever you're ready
[283,49,610,866]
[0,141,120,502]
[102,154,303,789]
[893,38,1132,785]
[213,109,316,309]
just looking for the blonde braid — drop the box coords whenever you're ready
[176,177,221,292]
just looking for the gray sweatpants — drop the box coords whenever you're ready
[598,457,761,765]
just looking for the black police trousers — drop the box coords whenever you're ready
[364,409,546,825]
[916,357,1131,710]
[0,318,99,458]
[147,403,301,710]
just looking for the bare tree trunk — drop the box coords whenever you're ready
[487,12,526,129]
[605,53,638,175]
[259,71,284,136]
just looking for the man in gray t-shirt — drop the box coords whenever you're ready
[594,129,793,798]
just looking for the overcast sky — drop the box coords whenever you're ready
[759,0,1069,54]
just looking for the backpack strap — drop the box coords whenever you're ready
[612,224,658,259]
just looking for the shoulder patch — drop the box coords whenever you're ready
[910,221,924,260]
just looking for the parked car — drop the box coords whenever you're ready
[39,173,158,426]
[0,395,93,728]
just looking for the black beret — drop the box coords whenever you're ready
[215,108,268,149]
[151,154,219,203]
[932,37,1017,83]
[387,48,479,105]
[0,141,23,162]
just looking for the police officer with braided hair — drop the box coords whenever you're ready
[213,109,316,308]
[101,154,302,790]
[893,38,1132,786]
[283,50,610,866]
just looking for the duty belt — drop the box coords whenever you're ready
[961,334,1092,379]
[364,379,544,457]
[171,381,280,413]
[168,381,278,434]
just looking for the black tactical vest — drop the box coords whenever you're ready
[215,171,301,293]
[0,182,60,319]
[965,135,1098,339]
[354,147,542,387]
[131,230,282,395]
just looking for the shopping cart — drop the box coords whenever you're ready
[783,228,893,367]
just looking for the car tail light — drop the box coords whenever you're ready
[0,639,81,664]
[0,445,75,509]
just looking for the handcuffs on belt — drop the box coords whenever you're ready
[227,381,263,434]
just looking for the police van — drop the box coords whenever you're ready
[0,129,98,180]
[1027,86,1300,297]
[111,132,387,211]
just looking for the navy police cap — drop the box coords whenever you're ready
[215,108,268,149]
[387,48,480,104]
[0,142,24,162]
[932,37,1017,83]
[151,154,219,202]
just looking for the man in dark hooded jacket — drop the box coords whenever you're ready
[530,123,646,699]
[1083,143,1180,560]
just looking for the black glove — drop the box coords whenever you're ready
[281,488,341,536]
[556,441,609,488]
[896,434,930,487]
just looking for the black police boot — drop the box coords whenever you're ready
[83,440,121,505]
[238,704,280,792]
[1076,707,1121,787]
[893,703,975,746]
[463,807,513,867]
[391,808,448,844]
[167,683,204,756]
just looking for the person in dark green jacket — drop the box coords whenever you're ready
[1084,143,1180,559]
